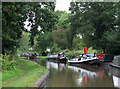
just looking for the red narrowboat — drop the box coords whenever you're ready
[96,54,114,62]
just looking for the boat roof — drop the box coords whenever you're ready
[114,55,120,57]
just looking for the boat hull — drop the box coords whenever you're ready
[109,63,120,69]
[109,55,120,69]
[68,59,100,66]
[47,58,67,63]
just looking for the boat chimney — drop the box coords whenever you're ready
[63,52,64,57]
[84,47,87,54]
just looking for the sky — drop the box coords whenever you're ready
[55,0,72,13]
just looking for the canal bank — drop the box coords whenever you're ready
[34,70,49,87]
[2,58,47,87]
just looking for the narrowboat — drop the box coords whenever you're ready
[96,54,114,62]
[47,52,67,63]
[20,53,29,59]
[68,47,100,65]
[109,55,120,68]
[68,53,100,65]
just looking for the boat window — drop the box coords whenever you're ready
[114,57,116,60]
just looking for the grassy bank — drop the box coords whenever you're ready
[2,59,47,87]
[37,56,47,59]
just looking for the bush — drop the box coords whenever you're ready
[61,49,83,59]
[87,47,98,54]
[49,43,61,53]
[2,55,19,70]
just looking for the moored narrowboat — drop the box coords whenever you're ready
[96,54,114,62]
[68,47,100,65]
[47,52,67,63]
[109,55,120,68]
[68,53,100,65]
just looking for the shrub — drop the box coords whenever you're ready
[49,43,61,53]
[61,49,83,59]
[2,55,19,70]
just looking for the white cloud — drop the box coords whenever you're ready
[55,0,72,13]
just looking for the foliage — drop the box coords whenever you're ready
[69,2,120,54]
[62,49,82,59]
[55,10,65,19]
[26,2,57,46]
[35,11,71,52]
[87,47,98,54]
[102,31,120,54]
[49,43,61,53]
[2,2,57,54]
[19,32,30,52]
[52,28,70,49]
[2,2,28,54]
[72,36,83,50]
[2,55,19,70]
[35,32,53,52]
[56,11,70,28]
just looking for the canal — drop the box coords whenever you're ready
[37,59,120,88]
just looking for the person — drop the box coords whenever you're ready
[34,51,37,56]
[82,53,84,57]
[29,53,36,60]
[94,52,96,57]
[42,51,46,56]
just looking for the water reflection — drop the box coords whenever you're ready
[108,66,120,88]
[47,61,66,71]
[113,76,120,88]
[45,61,119,88]
[68,66,98,86]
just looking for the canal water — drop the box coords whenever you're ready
[37,59,120,88]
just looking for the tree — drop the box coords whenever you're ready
[35,10,71,52]
[19,32,30,52]
[56,11,70,28]
[2,2,28,54]
[72,36,83,50]
[54,11,72,49]
[2,2,58,54]
[25,2,57,46]
[69,2,119,54]
[35,32,53,52]
[55,10,65,19]
[52,27,69,49]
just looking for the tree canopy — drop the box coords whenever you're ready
[2,2,27,54]
[69,2,120,54]
[2,2,120,55]
[2,2,57,54]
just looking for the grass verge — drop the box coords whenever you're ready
[2,59,47,87]
[37,56,47,59]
